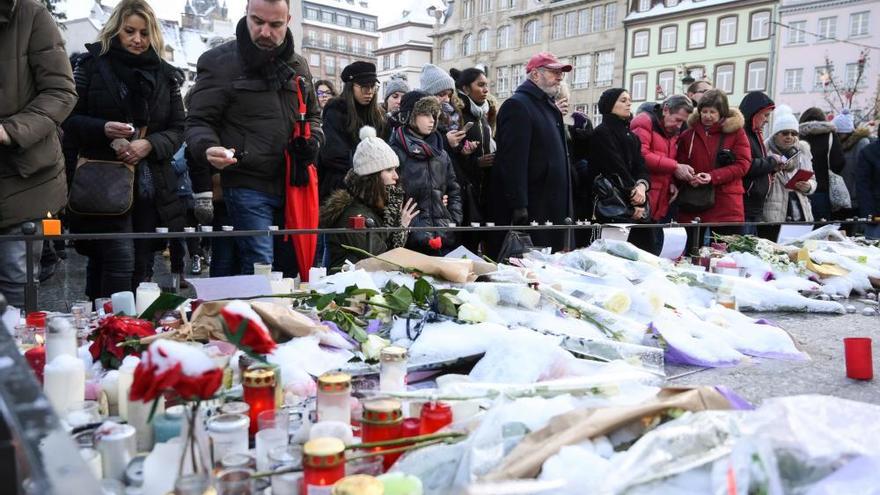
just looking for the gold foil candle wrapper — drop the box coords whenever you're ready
[243,367,276,388]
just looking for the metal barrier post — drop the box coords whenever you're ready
[22,222,38,313]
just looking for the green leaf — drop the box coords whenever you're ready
[138,292,188,322]
[438,292,460,317]
[413,278,432,305]
[146,396,161,423]
[349,288,379,298]
[316,293,335,310]
[351,325,368,343]
[386,286,413,313]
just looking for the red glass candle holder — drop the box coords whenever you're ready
[26,311,47,329]
[419,402,452,435]
[348,215,366,229]
[302,437,346,489]
[401,418,421,439]
[361,399,403,471]
[242,367,276,436]
[844,337,873,380]
[25,346,46,384]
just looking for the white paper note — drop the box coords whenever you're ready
[187,275,273,301]
[659,227,688,259]
[600,224,632,242]
[777,224,814,244]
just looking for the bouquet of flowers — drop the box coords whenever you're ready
[88,316,156,369]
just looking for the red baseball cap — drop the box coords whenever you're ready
[525,52,572,73]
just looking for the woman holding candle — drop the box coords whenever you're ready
[320,127,419,270]
[63,0,186,299]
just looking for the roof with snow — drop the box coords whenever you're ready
[303,0,375,17]
[625,0,742,23]
[379,0,437,28]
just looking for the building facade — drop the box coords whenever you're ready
[299,0,380,86]
[773,0,879,122]
[430,0,627,123]
[376,4,434,92]
[623,0,777,107]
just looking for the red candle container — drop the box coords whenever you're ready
[361,399,403,470]
[242,366,276,436]
[844,337,873,380]
[348,215,366,229]
[419,402,453,435]
[302,437,346,489]
[26,311,47,329]
[25,346,46,384]
[401,417,421,439]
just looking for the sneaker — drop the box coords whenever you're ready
[191,255,203,275]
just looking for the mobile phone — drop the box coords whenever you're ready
[462,121,475,133]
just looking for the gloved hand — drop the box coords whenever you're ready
[289,136,319,186]
[193,191,214,225]
[572,112,590,130]
[511,208,529,226]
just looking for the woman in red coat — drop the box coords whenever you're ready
[676,90,751,248]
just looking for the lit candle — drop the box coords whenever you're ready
[302,437,346,490]
[242,367,276,436]
[42,212,61,236]
[43,354,86,415]
[24,344,46,384]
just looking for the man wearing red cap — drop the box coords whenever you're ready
[489,52,573,254]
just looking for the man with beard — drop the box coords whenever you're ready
[489,52,573,254]
[185,0,323,275]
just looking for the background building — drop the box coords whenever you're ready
[429,0,627,124]
[623,0,777,107]
[298,0,379,86]
[376,2,434,92]
[773,0,879,123]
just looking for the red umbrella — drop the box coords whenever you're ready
[284,76,319,282]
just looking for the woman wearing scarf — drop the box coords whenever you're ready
[588,88,653,253]
[64,0,185,299]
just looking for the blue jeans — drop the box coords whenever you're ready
[0,223,44,309]
[223,187,283,275]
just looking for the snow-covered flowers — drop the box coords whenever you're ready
[219,300,277,355]
[130,340,223,402]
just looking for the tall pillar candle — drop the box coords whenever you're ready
[135,282,161,317]
[117,356,140,421]
[129,395,164,451]
[111,291,137,316]
[43,355,86,415]
[95,422,137,481]
[46,316,78,365]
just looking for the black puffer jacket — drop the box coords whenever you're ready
[452,92,493,223]
[389,125,463,255]
[64,42,185,233]
[318,97,356,200]
[799,120,845,193]
[586,113,650,221]
[739,92,777,219]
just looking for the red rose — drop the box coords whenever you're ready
[88,316,155,367]
[130,340,223,402]
[428,236,443,250]
[220,301,277,355]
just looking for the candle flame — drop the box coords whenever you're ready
[47,211,53,219]
[35,334,45,345]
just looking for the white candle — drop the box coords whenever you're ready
[135,282,161,316]
[46,316,78,364]
[129,395,164,452]
[44,355,85,414]
[117,356,140,421]
[308,267,327,282]
[101,370,120,415]
[111,291,136,316]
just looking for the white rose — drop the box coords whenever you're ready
[516,287,542,309]
[361,334,390,361]
[458,303,488,323]
[474,285,500,306]
[602,291,632,315]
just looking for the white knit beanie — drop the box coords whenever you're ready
[420,63,455,96]
[352,126,399,176]
[771,104,800,137]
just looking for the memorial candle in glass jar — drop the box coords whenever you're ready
[302,437,346,491]
[379,346,407,393]
[207,413,250,465]
[317,372,351,424]
[243,367,276,436]
[361,399,404,471]
[419,402,452,435]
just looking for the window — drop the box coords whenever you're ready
[325,56,336,75]
[666,0,679,6]
[659,25,677,53]
[578,9,590,34]
[715,63,734,94]
[462,34,474,56]
[496,25,511,49]
[605,3,617,30]
[337,35,346,51]
[717,16,737,45]
[323,32,332,48]
[523,19,542,45]
[845,63,863,88]
[572,54,591,89]
[657,70,674,99]
[750,10,770,40]
[596,50,615,86]
[850,11,869,37]
[382,54,390,70]
[498,0,514,10]
[511,64,524,85]
[688,67,705,80]
[592,5,603,32]
[393,54,401,68]
[441,39,453,60]
[688,20,706,49]
[814,66,832,90]
[592,104,602,125]
[336,14,348,27]
[309,53,320,67]
[307,30,317,44]
[817,16,836,41]
[632,30,649,57]
[321,11,333,23]
[495,66,510,95]
[479,0,491,14]
[631,73,647,101]
[340,57,350,69]
[784,68,803,92]
[305,7,319,20]
[351,38,360,53]
[478,29,490,51]
[567,11,579,37]
[462,0,473,19]
[365,40,373,54]
[638,0,651,12]
[746,60,768,91]
[365,20,376,31]
[787,20,806,44]
[552,14,565,40]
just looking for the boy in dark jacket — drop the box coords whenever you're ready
[739,92,780,236]
[389,91,463,255]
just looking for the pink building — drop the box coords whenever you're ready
[773,0,879,123]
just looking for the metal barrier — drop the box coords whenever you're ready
[4,217,877,312]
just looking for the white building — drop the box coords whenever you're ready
[376,2,435,91]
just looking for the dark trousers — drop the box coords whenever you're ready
[85,238,135,300]
[210,201,240,277]
[169,209,202,273]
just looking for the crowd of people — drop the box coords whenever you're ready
[3,0,880,308]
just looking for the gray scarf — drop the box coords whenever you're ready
[461,92,489,120]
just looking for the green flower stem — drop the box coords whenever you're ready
[346,431,465,450]
[345,438,450,462]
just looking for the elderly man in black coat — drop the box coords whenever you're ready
[489,52,573,254]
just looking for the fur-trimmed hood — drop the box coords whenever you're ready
[842,126,872,151]
[799,120,837,136]
[686,107,745,134]
[320,189,363,227]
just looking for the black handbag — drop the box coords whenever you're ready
[677,133,727,213]
[592,174,650,222]
[497,230,535,262]
[68,157,136,216]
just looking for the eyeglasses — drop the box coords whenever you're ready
[778,131,798,137]
[355,82,379,92]
[316,90,332,97]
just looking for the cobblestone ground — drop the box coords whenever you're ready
[37,251,880,405]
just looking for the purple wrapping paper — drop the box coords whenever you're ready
[714,385,755,410]
[650,323,741,368]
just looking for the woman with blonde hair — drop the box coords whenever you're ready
[63,0,186,299]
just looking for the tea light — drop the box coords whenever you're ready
[155,227,169,234]
[42,212,61,236]
[225,149,235,159]
[348,215,366,229]
[45,316,77,366]
[200,225,214,232]
[25,345,46,383]
[242,367,276,436]
[222,225,234,232]
[183,227,196,233]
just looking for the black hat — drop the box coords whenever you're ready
[341,61,378,85]
[598,87,627,116]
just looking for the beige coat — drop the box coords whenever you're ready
[0,0,77,228]
[761,138,816,222]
